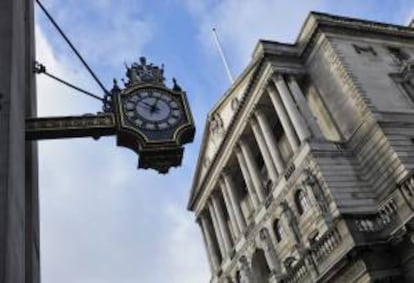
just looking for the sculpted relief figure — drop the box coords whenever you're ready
[239,256,254,283]
[304,169,331,219]
[281,200,302,245]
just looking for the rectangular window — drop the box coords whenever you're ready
[387,46,410,65]
[353,44,377,56]
[390,74,414,104]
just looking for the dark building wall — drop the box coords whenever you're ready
[0,0,39,282]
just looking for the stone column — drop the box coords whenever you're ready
[222,172,246,233]
[209,201,226,257]
[235,148,260,209]
[219,179,240,238]
[267,84,300,151]
[212,194,233,255]
[254,110,285,174]
[199,215,220,272]
[287,76,323,139]
[250,117,278,182]
[272,74,310,143]
[239,140,267,203]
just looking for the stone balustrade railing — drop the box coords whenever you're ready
[310,226,342,263]
[280,222,344,283]
[400,172,414,200]
[282,257,309,283]
[354,198,398,233]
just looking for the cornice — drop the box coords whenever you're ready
[253,12,414,61]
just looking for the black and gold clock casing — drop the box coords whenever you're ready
[112,57,195,173]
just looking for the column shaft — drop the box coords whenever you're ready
[200,216,220,272]
[212,194,233,255]
[267,85,300,151]
[239,141,267,202]
[219,180,240,238]
[272,74,310,142]
[250,118,278,181]
[254,110,285,174]
[208,201,226,257]
[222,173,246,233]
[235,149,260,209]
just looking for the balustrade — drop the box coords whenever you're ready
[282,257,309,283]
[354,198,398,233]
[310,226,342,263]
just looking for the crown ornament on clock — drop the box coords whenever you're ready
[123,56,166,87]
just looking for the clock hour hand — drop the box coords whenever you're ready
[149,97,161,114]
[138,102,160,113]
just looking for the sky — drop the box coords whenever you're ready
[35,1,414,282]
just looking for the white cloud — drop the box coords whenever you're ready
[163,204,210,283]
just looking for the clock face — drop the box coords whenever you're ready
[122,88,183,131]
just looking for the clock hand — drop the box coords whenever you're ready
[137,102,160,113]
[149,96,161,114]
[140,101,155,108]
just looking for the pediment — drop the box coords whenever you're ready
[189,60,262,206]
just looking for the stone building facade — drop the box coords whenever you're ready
[187,12,414,283]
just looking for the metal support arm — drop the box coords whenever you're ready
[26,113,116,140]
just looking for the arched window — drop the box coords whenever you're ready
[273,219,285,242]
[295,190,309,215]
[251,249,271,283]
[284,256,297,272]
[235,271,241,283]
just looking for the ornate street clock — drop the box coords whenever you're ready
[114,57,195,173]
[26,57,195,174]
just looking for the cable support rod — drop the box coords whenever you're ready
[35,0,110,96]
[34,62,104,102]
